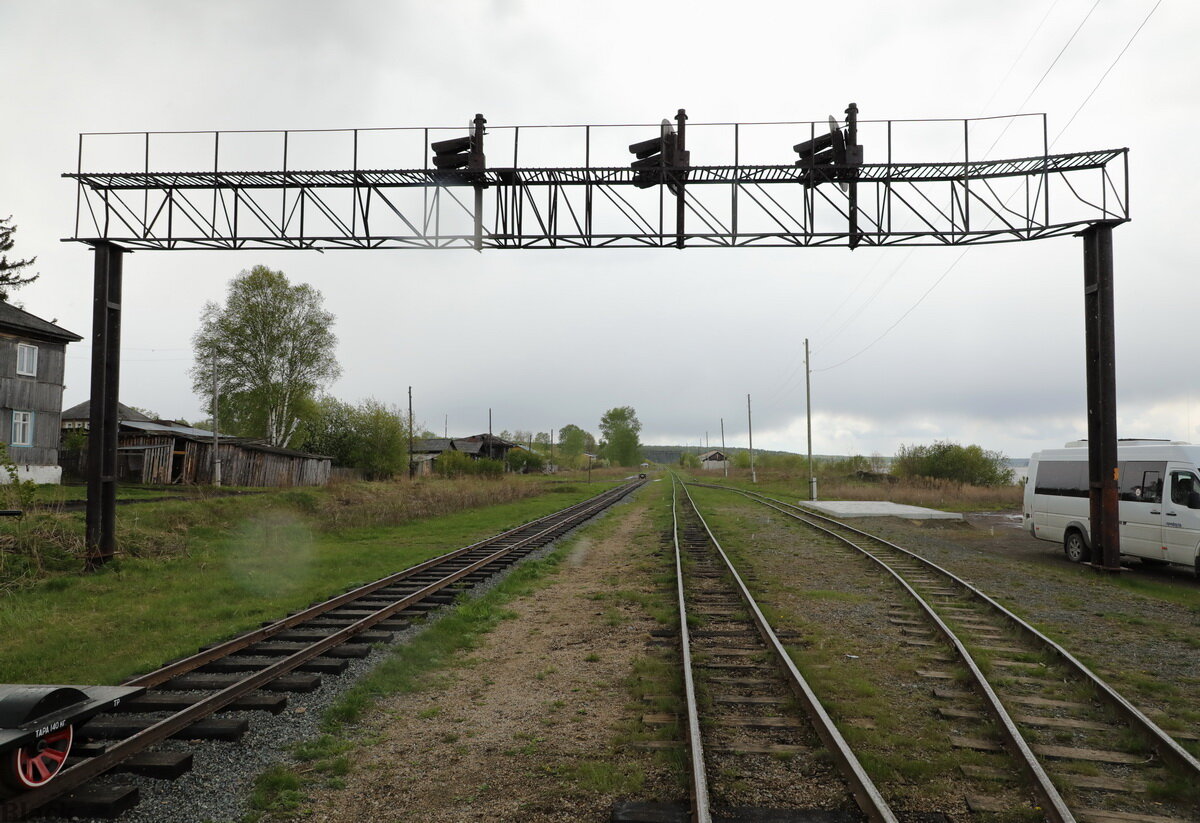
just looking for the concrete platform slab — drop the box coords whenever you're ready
[800,500,963,520]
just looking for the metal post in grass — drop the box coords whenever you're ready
[1082,222,1121,571]
[747,393,756,484]
[85,241,124,570]
[721,418,727,479]
[806,338,816,501]
[212,350,221,487]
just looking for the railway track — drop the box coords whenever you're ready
[690,481,1200,823]
[665,475,898,822]
[0,479,643,821]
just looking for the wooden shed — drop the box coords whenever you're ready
[116,421,331,487]
[60,404,330,487]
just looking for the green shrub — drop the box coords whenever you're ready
[892,441,1014,486]
[506,449,545,474]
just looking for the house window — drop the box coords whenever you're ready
[16,343,38,377]
[11,411,33,447]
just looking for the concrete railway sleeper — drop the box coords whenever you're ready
[664,474,898,823]
[693,482,1200,823]
[0,479,644,820]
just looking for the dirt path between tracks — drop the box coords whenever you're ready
[302,487,680,822]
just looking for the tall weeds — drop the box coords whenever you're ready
[309,476,551,529]
[0,476,561,590]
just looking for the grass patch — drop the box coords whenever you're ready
[568,760,646,794]
[0,479,619,685]
[248,765,305,817]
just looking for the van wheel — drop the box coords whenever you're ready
[1064,531,1090,563]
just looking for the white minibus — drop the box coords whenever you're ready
[1024,440,1200,575]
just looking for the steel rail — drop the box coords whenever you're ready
[693,484,1073,823]
[124,482,634,688]
[724,487,1200,781]
[0,480,641,820]
[669,475,712,823]
[674,476,898,823]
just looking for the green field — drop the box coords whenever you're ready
[0,477,620,685]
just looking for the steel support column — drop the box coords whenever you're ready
[1082,222,1120,571]
[85,242,124,570]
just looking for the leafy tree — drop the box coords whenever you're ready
[345,399,409,480]
[506,448,545,474]
[300,397,410,480]
[0,217,37,300]
[599,406,642,467]
[557,424,596,468]
[191,266,340,448]
[679,452,700,469]
[892,441,1014,486]
[298,396,357,461]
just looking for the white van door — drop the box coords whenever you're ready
[1162,469,1200,568]
[1117,463,1164,561]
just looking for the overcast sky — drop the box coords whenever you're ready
[2,0,1194,458]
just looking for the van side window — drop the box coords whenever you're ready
[1034,461,1088,497]
[1119,461,1165,502]
[1141,472,1162,504]
[1169,471,1199,506]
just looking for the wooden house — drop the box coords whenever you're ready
[60,402,331,487]
[411,433,519,474]
[0,301,82,483]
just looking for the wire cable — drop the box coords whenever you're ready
[813,248,970,373]
[811,0,1149,376]
[980,0,1101,160]
[1050,0,1163,148]
[975,0,1064,118]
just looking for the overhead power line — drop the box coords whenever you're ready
[1050,0,1164,148]
[811,0,1155,376]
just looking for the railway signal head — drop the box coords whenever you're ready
[629,117,690,194]
[430,113,487,178]
[431,135,475,170]
[794,105,862,191]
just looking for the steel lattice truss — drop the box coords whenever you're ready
[64,118,1128,250]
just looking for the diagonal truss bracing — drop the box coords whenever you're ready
[64,117,1128,250]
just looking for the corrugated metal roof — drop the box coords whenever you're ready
[122,419,228,439]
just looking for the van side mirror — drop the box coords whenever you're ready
[1188,491,1200,510]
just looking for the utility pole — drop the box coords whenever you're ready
[550,428,555,471]
[444,414,448,438]
[747,393,756,484]
[408,386,415,480]
[806,338,815,501]
[720,417,727,479]
[211,350,221,487]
